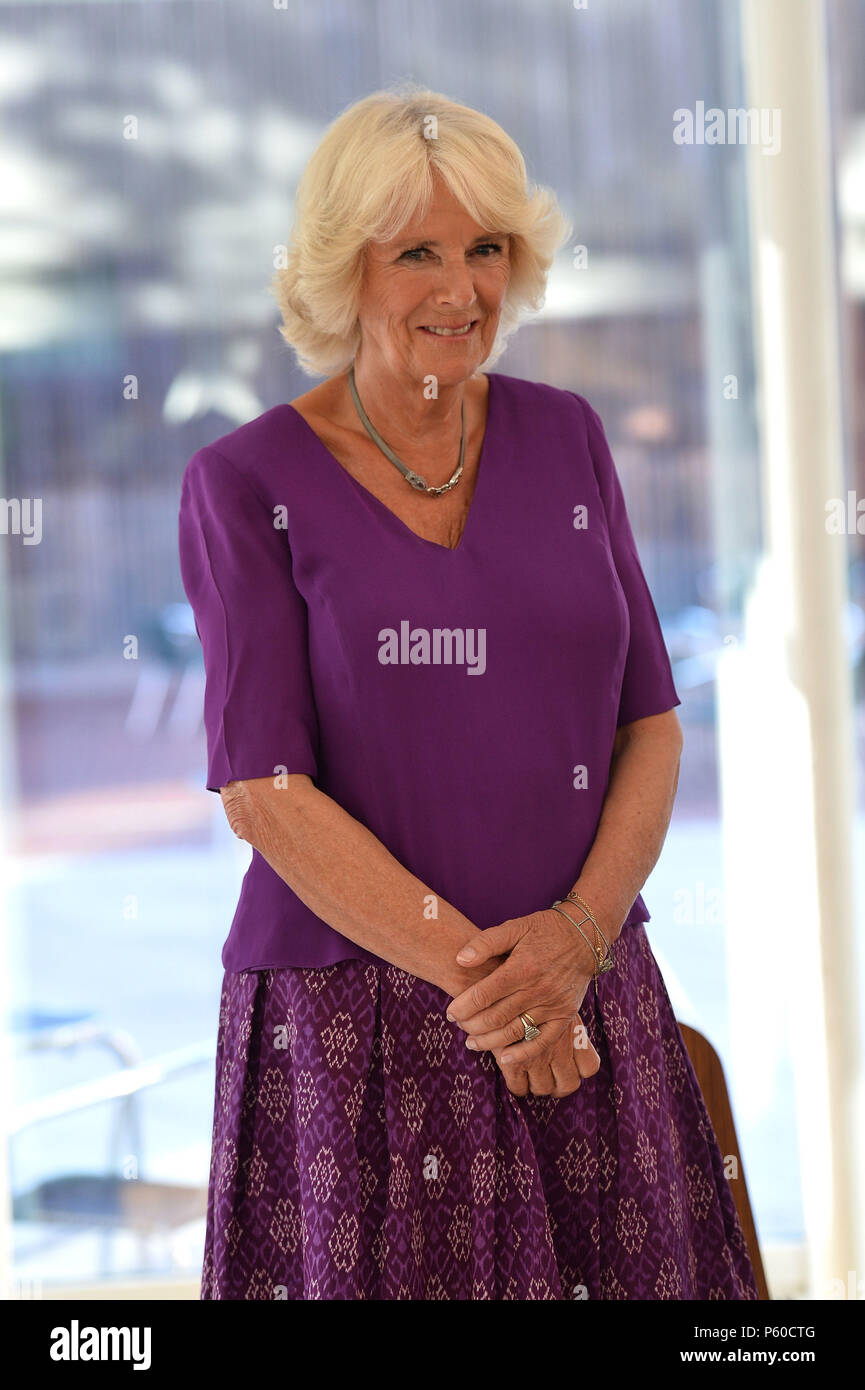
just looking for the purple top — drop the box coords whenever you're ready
[178,372,681,973]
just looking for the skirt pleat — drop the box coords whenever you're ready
[199,925,759,1301]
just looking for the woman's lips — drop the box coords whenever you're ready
[417,321,478,338]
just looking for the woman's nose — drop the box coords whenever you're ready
[432,260,478,309]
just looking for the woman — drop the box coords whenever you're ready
[179,83,759,1301]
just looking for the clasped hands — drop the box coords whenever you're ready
[445,907,603,1099]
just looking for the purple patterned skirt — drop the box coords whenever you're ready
[200,924,759,1300]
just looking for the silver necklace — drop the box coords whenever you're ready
[347,363,465,495]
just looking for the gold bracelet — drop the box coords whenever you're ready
[566,891,612,962]
[568,892,615,973]
[562,891,616,975]
[550,901,603,978]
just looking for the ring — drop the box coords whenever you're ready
[519,1012,541,1042]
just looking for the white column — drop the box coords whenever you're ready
[0,424,16,1296]
[719,0,864,1295]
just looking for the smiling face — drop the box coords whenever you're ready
[355,172,511,390]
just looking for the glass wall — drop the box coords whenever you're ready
[1,0,862,1292]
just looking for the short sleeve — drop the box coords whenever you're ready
[178,444,319,792]
[574,393,682,728]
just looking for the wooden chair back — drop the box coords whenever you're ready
[678,1022,770,1300]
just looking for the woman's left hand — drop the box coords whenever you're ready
[445,908,601,1066]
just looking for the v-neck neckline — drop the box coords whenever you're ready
[285,372,498,556]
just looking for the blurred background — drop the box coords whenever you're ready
[0,0,863,1300]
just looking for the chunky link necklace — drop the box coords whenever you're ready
[347,363,465,495]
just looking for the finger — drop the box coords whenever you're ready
[497,1018,564,1068]
[526,1060,557,1097]
[455,980,581,1036]
[571,1015,602,1078]
[455,989,550,1038]
[461,1011,538,1055]
[447,964,533,1024]
[463,1009,574,1054]
[549,1037,584,1099]
[501,1060,530,1096]
[455,919,527,967]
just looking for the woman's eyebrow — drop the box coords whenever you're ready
[392,232,507,249]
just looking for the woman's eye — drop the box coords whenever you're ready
[399,241,503,262]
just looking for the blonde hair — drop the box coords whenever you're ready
[270,82,572,378]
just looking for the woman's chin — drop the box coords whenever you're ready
[412,345,486,382]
